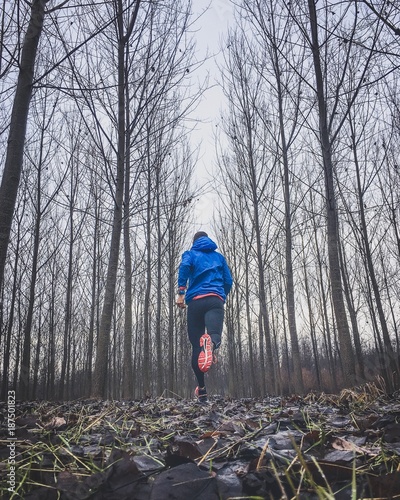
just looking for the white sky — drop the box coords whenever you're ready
[189,0,235,233]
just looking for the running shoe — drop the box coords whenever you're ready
[198,333,213,373]
[195,386,208,403]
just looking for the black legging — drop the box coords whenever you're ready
[187,296,224,388]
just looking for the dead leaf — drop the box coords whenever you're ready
[304,460,354,482]
[44,416,67,430]
[56,470,91,499]
[219,420,246,436]
[172,437,202,460]
[368,471,400,498]
[304,429,320,444]
[331,436,378,457]
[332,436,364,452]
[150,463,219,500]
[384,423,400,443]
[199,430,226,439]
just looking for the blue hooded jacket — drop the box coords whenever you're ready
[178,236,233,303]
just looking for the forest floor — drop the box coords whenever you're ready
[1,385,400,499]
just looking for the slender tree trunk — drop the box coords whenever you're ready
[311,205,338,392]
[19,172,42,400]
[1,217,21,399]
[234,287,245,397]
[387,194,400,260]
[143,147,152,397]
[268,279,282,394]
[226,298,237,397]
[350,120,395,390]
[229,305,239,398]
[307,0,355,385]
[48,275,56,400]
[303,258,322,390]
[32,305,42,398]
[381,251,400,360]
[277,271,292,394]
[13,319,23,397]
[228,227,242,397]
[70,337,77,399]
[92,0,141,398]
[112,313,118,397]
[86,183,99,396]
[252,183,274,393]
[167,243,175,393]
[122,107,133,399]
[237,219,257,396]
[244,263,257,396]
[60,199,74,400]
[257,313,266,395]
[122,212,133,398]
[155,166,163,395]
[275,63,304,395]
[0,0,47,292]
[92,26,126,399]
[339,241,365,382]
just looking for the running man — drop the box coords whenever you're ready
[176,231,233,403]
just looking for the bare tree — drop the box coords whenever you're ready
[240,0,306,394]
[18,88,65,399]
[92,0,142,398]
[217,30,284,393]
[0,0,48,300]
[305,0,356,384]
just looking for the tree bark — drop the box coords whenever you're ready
[274,49,304,395]
[86,184,99,396]
[1,207,23,400]
[92,4,127,398]
[19,169,42,400]
[0,0,47,293]
[350,118,396,390]
[303,257,322,390]
[59,195,74,400]
[307,0,356,385]
[122,96,133,399]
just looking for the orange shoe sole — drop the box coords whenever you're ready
[198,333,213,373]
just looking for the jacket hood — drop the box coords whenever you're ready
[191,236,217,252]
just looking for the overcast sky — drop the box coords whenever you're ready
[189,1,236,235]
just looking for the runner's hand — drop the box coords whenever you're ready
[176,294,186,309]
